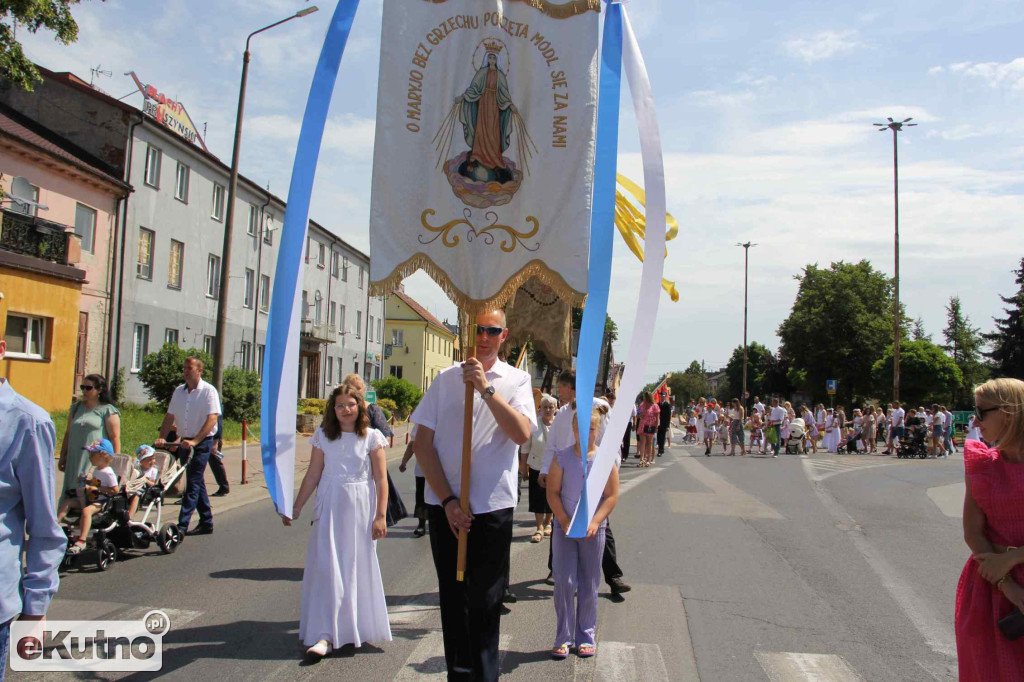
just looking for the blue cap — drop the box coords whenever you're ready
[136,445,156,462]
[85,438,115,455]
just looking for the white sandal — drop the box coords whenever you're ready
[306,640,332,658]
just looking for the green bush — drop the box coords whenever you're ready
[377,398,398,421]
[298,398,327,415]
[222,367,261,422]
[137,344,213,406]
[371,376,423,417]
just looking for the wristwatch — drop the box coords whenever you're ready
[482,385,496,401]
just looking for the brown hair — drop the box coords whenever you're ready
[185,356,205,372]
[321,385,370,440]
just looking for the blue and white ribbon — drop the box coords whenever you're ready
[262,0,361,517]
[569,3,668,536]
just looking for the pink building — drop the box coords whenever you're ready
[0,106,130,388]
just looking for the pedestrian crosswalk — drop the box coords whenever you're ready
[756,651,864,681]
[802,456,899,482]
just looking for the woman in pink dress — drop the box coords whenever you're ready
[956,378,1024,680]
[637,392,660,468]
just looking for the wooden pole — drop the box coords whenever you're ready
[457,321,476,582]
[514,340,529,370]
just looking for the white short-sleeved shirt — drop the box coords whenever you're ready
[892,408,906,427]
[167,379,222,439]
[540,398,611,475]
[140,466,159,483]
[703,408,719,426]
[943,411,952,427]
[522,421,550,471]
[753,402,765,415]
[90,466,118,489]
[408,424,423,477]
[769,406,786,424]
[411,360,536,513]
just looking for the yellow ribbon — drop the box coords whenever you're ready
[615,173,679,302]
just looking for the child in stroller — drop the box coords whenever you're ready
[58,439,119,556]
[897,409,929,459]
[127,445,160,517]
[786,417,806,454]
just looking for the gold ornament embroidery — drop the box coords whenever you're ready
[419,208,540,253]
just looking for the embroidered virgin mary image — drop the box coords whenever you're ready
[434,38,537,208]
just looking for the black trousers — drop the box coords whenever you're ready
[547,518,623,584]
[657,425,669,454]
[428,505,512,682]
[621,422,632,459]
[208,450,229,489]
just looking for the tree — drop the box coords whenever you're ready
[722,342,772,400]
[221,367,260,422]
[985,258,1024,380]
[912,317,931,342]
[370,375,423,418]
[137,344,213,406]
[943,295,988,408]
[871,340,962,406]
[778,260,901,405]
[666,369,706,405]
[0,1,90,91]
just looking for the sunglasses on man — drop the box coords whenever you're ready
[476,325,505,337]
[975,405,1000,422]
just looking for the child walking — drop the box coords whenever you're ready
[283,385,392,659]
[547,404,620,660]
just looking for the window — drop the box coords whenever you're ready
[168,239,184,289]
[206,254,221,298]
[336,356,343,383]
[317,242,326,268]
[390,365,404,379]
[144,145,161,188]
[356,311,362,338]
[314,293,322,325]
[240,341,252,370]
[4,313,48,359]
[164,328,178,346]
[259,275,270,312]
[326,357,333,385]
[211,183,225,221]
[368,315,374,342]
[340,304,346,333]
[243,268,255,308]
[247,204,258,237]
[354,361,359,377]
[392,329,404,346]
[174,162,190,202]
[375,365,381,380]
[74,203,96,254]
[329,302,337,328]
[377,319,382,344]
[264,215,274,244]
[137,228,154,280]
[341,257,348,282]
[257,344,265,377]
[203,335,215,356]
[302,290,309,321]
[131,323,149,371]
[358,266,364,289]
[331,251,340,278]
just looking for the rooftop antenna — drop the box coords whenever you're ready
[90,64,112,87]
[4,176,48,214]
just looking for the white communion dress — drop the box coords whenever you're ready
[299,427,392,648]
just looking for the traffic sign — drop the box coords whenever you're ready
[826,379,837,395]
[365,390,377,404]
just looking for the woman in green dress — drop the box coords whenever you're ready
[58,374,121,505]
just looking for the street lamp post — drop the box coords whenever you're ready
[212,6,319,392]
[873,117,916,403]
[737,241,757,410]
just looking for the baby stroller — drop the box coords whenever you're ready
[60,453,134,572]
[786,418,806,454]
[897,422,929,459]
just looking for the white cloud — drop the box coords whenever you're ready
[928,66,944,75]
[246,113,376,159]
[949,58,1024,91]
[783,30,862,63]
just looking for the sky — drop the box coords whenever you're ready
[20,0,1024,382]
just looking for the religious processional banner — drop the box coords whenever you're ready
[368,0,600,310]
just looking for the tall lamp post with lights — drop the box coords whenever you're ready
[872,116,916,402]
[737,241,757,409]
[212,6,320,392]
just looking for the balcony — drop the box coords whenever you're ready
[300,319,337,343]
[0,210,80,266]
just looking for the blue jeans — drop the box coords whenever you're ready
[770,425,781,455]
[943,428,954,453]
[1,618,10,682]
[178,437,214,530]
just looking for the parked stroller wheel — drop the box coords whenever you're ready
[96,540,117,571]
[158,523,183,554]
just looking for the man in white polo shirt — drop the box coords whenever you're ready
[767,397,786,458]
[155,356,221,535]
[412,310,535,682]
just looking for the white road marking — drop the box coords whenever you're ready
[392,632,511,680]
[388,599,439,626]
[666,458,783,519]
[118,605,204,631]
[801,459,957,657]
[804,458,899,482]
[756,651,864,681]
[926,482,965,518]
[593,641,672,682]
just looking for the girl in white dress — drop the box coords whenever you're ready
[283,385,392,659]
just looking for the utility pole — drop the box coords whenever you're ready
[737,242,757,410]
[873,117,916,402]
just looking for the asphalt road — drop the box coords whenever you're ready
[20,431,968,681]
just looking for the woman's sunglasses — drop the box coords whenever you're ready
[476,325,504,337]
[80,385,96,392]
[975,405,1000,422]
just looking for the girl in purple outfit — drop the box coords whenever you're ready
[546,405,620,659]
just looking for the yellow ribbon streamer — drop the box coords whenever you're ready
[614,173,679,302]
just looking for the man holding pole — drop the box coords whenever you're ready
[412,310,535,681]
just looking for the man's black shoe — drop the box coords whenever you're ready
[544,571,555,586]
[608,577,631,594]
[213,487,230,497]
[502,590,517,604]
[188,525,214,536]
[657,452,663,456]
